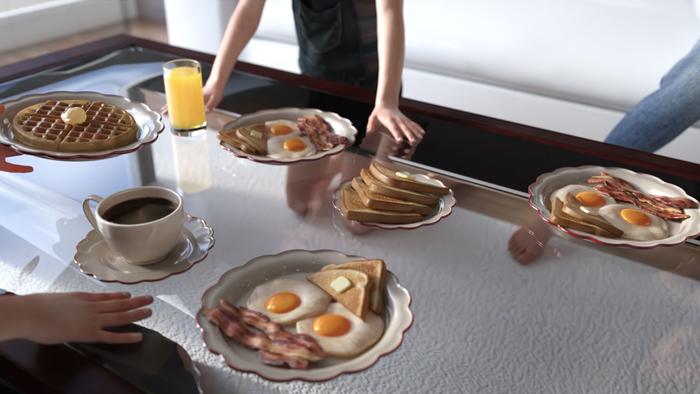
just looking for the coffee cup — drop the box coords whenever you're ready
[82,186,185,265]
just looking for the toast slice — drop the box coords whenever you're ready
[562,193,624,237]
[322,259,386,313]
[235,124,268,154]
[351,177,433,215]
[218,129,259,154]
[307,269,371,319]
[550,197,620,238]
[360,168,440,206]
[370,162,450,195]
[339,184,423,224]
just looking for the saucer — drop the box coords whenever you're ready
[74,215,214,284]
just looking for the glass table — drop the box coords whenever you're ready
[1,37,700,393]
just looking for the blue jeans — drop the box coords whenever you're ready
[604,39,700,151]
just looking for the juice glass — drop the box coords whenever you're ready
[163,59,207,131]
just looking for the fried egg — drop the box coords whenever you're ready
[246,278,331,325]
[598,203,669,241]
[296,303,384,357]
[550,185,615,215]
[264,120,298,137]
[267,135,316,159]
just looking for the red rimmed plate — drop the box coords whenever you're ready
[332,181,456,230]
[0,91,164,161]
[529,165,700,248]
[219,107,357,165]
[196,249,413,382]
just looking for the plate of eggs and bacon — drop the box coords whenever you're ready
[196,250,413,382]
[217,108,357,164]
[529,166,700,248]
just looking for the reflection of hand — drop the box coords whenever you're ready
[0,146,32,173]
[367,105,424,145]
[203,78,225,112]
[0,104,32,173]
[5,292,153,344]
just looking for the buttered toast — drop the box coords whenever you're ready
[360,168,439,206]
[322,259,386,314]
[307,269,371,319]
[369,161,449,195]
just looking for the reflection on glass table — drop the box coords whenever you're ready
[1,45,700,393]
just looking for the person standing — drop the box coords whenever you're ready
[202,0,424,145]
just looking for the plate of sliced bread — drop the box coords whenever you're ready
[334,161,456,230]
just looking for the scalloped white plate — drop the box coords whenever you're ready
[332,181,456,230]
[529,166,700,248]
[196,250,413,382]
[74,215,214,283]
[0,91,164,160]
[219,107,357,165]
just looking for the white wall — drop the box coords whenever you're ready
[0,0,138,53]
[164,0,236,54]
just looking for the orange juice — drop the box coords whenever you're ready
[163,59,207,130]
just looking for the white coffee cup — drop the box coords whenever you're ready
[82,186,185,265]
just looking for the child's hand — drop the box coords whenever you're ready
[203,78,225,112]
[367,105,425,146]
[15,292,153,344]
[0,104,32,173]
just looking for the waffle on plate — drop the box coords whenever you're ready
[11,99,138,152]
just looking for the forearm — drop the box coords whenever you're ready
[374,0,405,108]
[208,0,266,87]
[0,296,30,342]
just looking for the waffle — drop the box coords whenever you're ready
[11,99,138,152]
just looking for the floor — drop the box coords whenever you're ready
[0,19,167,67]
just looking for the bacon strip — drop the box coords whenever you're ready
[297,115,349,151]
[205,301,325,369]
[587,172,697,220]
[219,300,324,356]
[259,350,308,369]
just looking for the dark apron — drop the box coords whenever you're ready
[292,0,378,89]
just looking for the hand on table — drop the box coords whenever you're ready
[3,292,153,344]
[367,105,424,146]
[203,78,225,112]
[0,104,32,173]
[160,78,225,114]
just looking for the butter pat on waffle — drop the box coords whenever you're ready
[12,99,138,152]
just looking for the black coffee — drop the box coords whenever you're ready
[102,197,176,225]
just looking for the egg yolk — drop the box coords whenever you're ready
[620,208,651,226]
[270,124,293,136]
[283,138,306,152]
[312,314,351,337]
[575,191,606,207]
[265,292,301,313]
